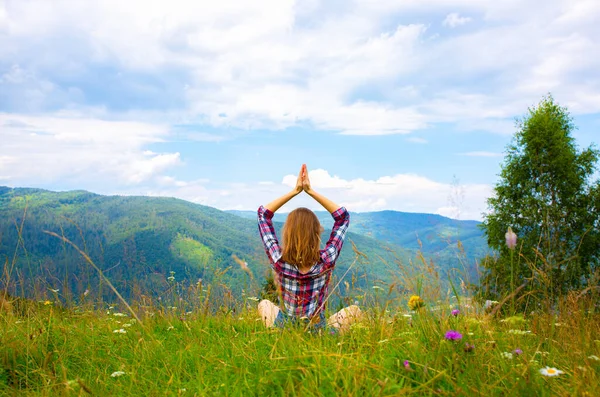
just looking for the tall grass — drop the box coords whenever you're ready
[1,218,599,396]
[1,292,599,396]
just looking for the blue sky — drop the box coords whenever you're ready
[1,0,599,220]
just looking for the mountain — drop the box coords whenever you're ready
[0,187,409,303]
[228,209,489,274]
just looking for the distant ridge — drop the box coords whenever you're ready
[0,186,420,301]
[227,208,487,259]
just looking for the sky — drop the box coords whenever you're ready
[1,0,599,221]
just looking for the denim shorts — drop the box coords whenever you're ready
[273,311,338,334]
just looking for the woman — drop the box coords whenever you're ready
[257,164,361,332]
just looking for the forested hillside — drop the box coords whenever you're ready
[229,209,488,279]
[0,187,414,303]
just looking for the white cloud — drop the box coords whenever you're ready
[281,169,490,220]
[4,0,597,136]
[443,13,472,28]
[0,113,179,185]
[119,167,491,220]
[0,0,598,220]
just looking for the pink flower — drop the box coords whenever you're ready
[505,227,517,250]
[444,330,462,341]
[451,309,460,316]
[514,348,523,355]
[403,360,410,369]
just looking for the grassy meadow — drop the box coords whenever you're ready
[1,277,599,396]
[1,197,599,396]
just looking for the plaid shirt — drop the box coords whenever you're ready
[257,205,350,320]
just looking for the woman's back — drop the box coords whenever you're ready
[257,205,350,319]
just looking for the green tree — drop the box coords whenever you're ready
[478,95,599,306]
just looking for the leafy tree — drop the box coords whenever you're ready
[478,95,599,306]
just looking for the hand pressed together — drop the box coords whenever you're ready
[294,164,312,194]
[301,164,312,193]
[264,164,340,214]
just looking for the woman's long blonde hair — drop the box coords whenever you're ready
[281,207,323,270]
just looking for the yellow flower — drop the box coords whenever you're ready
[43,300,52,306]
[408,295,425,311]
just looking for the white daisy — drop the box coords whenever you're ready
[539,367,564,377]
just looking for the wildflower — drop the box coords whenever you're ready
[514,348,523,356]
[113,329,127,334]
[110,371,126,377]
[43,300,53,306]
[588,355,599,361]
[83,289,89,297]
[484,300,499,311]
[501,352,514,359]
[113,312,127,317]
[403,360,410,369]
[167,276,175,281]
[451,309,460,316]
[505,227,517,250]
[539,367,564,377]
[464,343,475,353]
[444,330,462,341]
[408,295,425,311]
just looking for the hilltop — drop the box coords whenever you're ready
[0,186,418,302]
[230,209,488,277]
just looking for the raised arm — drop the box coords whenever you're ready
[302,166,341,213]
[306,189,340,214]
[301,166,349,266]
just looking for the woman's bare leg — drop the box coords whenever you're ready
[258,299,280,327]
[327,305,362,332]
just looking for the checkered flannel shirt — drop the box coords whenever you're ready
[257,205,350,320]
